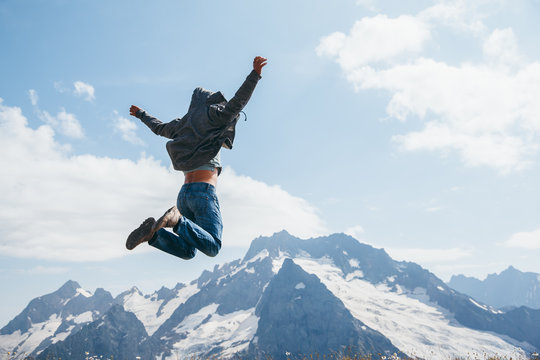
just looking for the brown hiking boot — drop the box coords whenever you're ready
[126,217,156,250]
[153,206,181,232]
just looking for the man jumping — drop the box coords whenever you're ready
[126,56,267,260]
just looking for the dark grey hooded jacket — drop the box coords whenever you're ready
[136,70,261,172]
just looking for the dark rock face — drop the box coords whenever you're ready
[248,259,401,360]
[448,266,540,309]
[36,305,158,360]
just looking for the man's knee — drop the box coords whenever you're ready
[206,241,221,257]
[206,247,220,258]
[180,248,197,260]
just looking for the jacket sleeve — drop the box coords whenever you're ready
[136,109,178,139]
[208,70,261,127]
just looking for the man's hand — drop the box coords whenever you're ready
[253,56,267,76]
[129,105,141,117]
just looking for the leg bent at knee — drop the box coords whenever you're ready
[149,228,198,260]
[180,248,197,260]
[203,239,221,257]
[192,231,221,257]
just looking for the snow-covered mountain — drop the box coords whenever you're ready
[448,266,540,310]
[37,304,160,360]
[2,231,540,360]
[0,280,113,357]
[247,258,402,359]
[115,282,199,337]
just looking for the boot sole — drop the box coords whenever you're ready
[126,217,155,250]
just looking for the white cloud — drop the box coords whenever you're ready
[483,28,522,66]
[57,108,85,138]
[55,81,96,101]
[219,168,327,245]
[317,2,540,173]
[0,99,327,262]
[316,14,430,70]
[73,81,95,101]
[39,108,84,139]
[386,246,473,264]
[418,0,488,35]
[392,120,534,173]
[28,89,85,139]
[345,225,365,239]
[54,81,68,93]
[503,228,540,249]
[355,0,377,11]
[28,89,38,106]
[113,111,145,145]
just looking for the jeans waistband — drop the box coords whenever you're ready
[180,182,216,193]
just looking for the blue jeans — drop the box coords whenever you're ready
[149,183,223,259]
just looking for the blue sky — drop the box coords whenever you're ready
[1,0,540,326]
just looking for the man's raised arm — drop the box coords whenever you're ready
[208,56,267,126]
[129,105,177,139]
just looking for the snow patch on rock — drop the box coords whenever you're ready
[469,298,488,311]
[166,304,258,359]
[73,311,93,324]
[346,270,364,281]
[76,288,92,298]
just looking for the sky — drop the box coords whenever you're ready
[1,0,539,326]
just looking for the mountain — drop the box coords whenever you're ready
[448,266,540,309]
[247,258,402,359]
[149,252,276,358]
[114,282,197,336]
[37,304,159,360]
[0,280,114,357]
[239,232,539,359]
[1,231,539,360]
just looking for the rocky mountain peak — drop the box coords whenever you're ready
[249,258,400,359]
[448,266,540,309]
[243,230,298,260]
[54,280,81,299]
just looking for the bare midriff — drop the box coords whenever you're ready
[183,169,218,186]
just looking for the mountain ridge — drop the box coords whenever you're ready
[1,231,538,359]
[448,266,540,309]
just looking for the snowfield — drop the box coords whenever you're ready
[121,283,199,336]
[160,304,258,359]
[291,256,531,360]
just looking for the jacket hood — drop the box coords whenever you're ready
[188,87,227,113]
